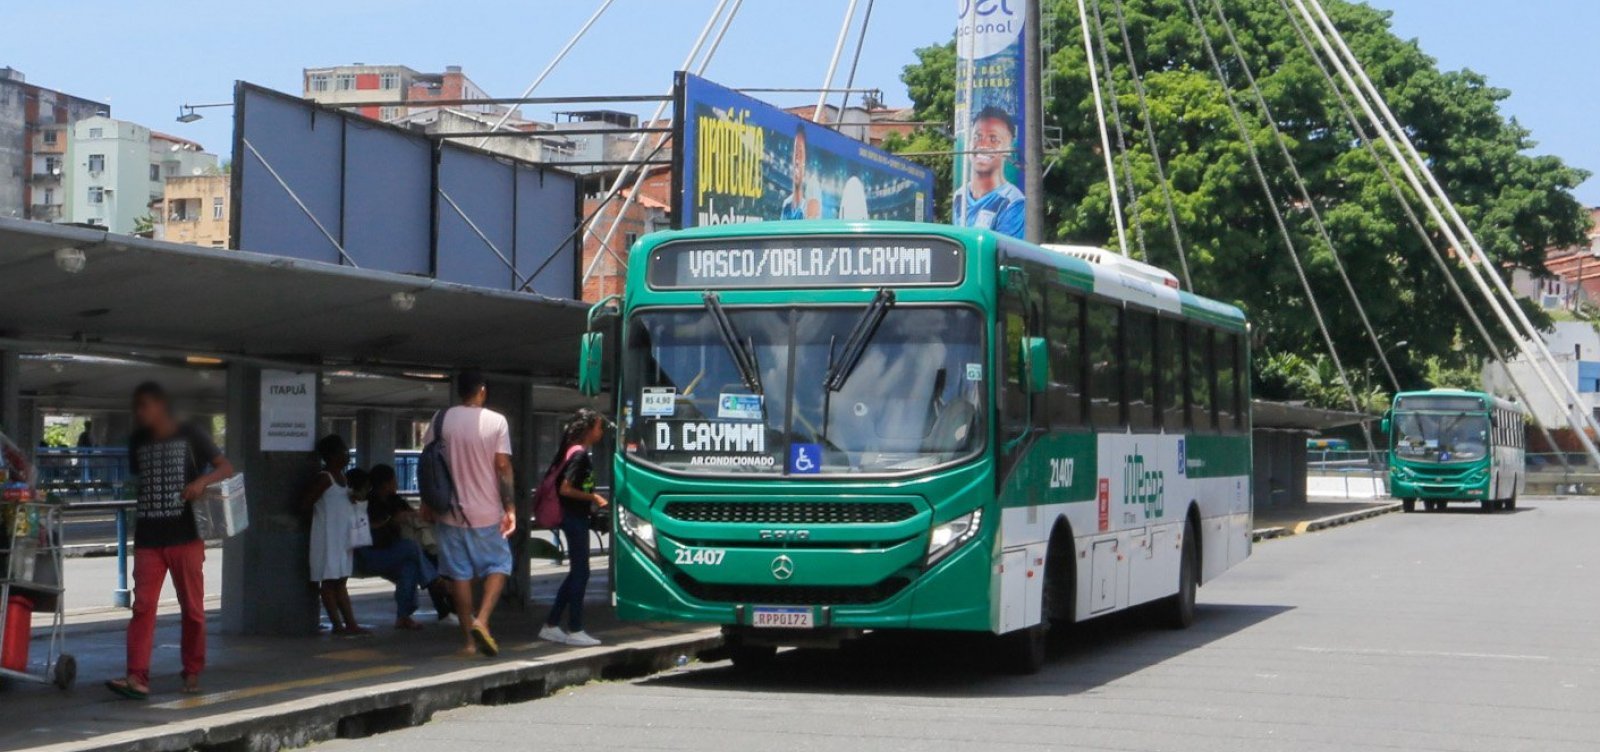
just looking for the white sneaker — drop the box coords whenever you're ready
[564,630,601,647]
[538,625,568,644]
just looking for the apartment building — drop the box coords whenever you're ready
[0,66,108,222]
[63,115,217,234]
[155,173,230,247]
[302,64,504,121]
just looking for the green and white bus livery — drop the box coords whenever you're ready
[1384,389,1526,513]
[580,221,1253,672]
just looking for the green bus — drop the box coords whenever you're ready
[578,221,1253,672]
[1384,389,1526,513]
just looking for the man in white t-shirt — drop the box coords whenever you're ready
[425,369,515,657]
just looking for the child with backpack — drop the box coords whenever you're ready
[537,408,608,647]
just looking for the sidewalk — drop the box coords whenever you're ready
[0,560,721,752]
[1252,497,1401,541]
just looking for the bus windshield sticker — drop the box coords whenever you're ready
[641,387,676,418]
[718,393,764,420]
[648,237,964,289]
[650,421,767,454]
[789,443,822,474]
[965,362,983,381]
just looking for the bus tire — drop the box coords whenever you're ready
[1480,499,1495,514]
[1401,499,1416,513]
[1001,622,1048,675]
[1162,521,1199,630]
[1505,492,1517,511]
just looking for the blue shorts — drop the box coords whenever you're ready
[434,523,513,580]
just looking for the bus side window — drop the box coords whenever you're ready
[1000,281,1028,438]
[1158,318,1185,431]
[1048,285,1085,428]
[1126,308,1157,431]
[1188,327,1216,433]
[1216,332,1237,431]
[1087,300,1123,428]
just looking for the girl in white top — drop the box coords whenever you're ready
[301,435,365,635]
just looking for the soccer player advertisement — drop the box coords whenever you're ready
[673,73,934,228]
[954,0,1028,238]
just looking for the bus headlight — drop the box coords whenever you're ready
[927,509,982,566]
[619,507,656,553]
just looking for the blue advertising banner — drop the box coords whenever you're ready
[674,72,933,228]
[954,0,1028,238]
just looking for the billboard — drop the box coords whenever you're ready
[954,0,1028,238]
[232,82,581,297]
[674,72,933,228]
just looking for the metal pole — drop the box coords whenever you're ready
[474,0,616,149]
[114,507,130,608]
[1025,0,1048,244]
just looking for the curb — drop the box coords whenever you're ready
[30,629,723,752]
[1252,502,1402,541]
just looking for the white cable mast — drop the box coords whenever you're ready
[1288,0,1600,467]
[1075,0,1129,256]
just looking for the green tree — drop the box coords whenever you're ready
[132,213,157,238]
[894,0,1590,407]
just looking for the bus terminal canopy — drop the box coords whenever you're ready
[0,218,588,378]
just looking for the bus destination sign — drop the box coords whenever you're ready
[647,236,964,290]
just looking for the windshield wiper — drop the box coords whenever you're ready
[824,288,896,392]
[702,291,763,394]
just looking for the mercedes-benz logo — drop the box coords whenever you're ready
[770,555,795,581]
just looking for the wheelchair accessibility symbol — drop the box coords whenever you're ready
[789,443,821,474]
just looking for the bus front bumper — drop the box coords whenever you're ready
[1391,468,1489,500]
[612,532,993,633]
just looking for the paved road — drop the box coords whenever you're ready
[325,498,1599,751]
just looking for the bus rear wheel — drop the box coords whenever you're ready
[1162,523,1198,630]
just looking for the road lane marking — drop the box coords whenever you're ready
[1296,646,1549,661]
[149,666,411,710]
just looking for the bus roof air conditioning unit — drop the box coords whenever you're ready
[1041,244,1181,289]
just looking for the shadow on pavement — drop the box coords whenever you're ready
[644,601,1291,698]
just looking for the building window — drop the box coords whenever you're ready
[310,74,330,92]
[380,72,399,90]
[88,127,103,139]
[336,74,355,91]
[88,154,105,172]
[213,197,224,219]
[87,186,104,204]
[44,156,61,174]
[378,106,401,121]
[42,188,54,205]
[624,232,639,248]
[42,130,57,145]
[165,163,178,177]
[150,163,161,181]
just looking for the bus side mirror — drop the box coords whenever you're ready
[578,332,605,397]
[1380,416,1390,436]
[1023,336,1048,395]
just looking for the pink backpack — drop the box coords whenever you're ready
[533,445,585,529]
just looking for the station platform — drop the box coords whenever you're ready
[0,559,720,752]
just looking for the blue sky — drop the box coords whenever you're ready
[7,0,1595,204]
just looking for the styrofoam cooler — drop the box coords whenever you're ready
[194,474,249,540]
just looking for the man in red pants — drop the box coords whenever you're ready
[106,382,233,700]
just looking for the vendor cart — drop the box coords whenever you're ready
[1,500,75,690]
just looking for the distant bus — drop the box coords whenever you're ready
[1305,438,1349,452]
[1384,389,1525,513]
[580,221,1253,673]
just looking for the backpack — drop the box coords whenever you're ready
[533,445,584,530]
[417,408,459,517]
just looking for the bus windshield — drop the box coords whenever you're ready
[1393,412,1490,463]
[621,305,986,475]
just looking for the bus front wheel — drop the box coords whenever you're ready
[1480,499,1495,514]
[1401,499,1416,513]
[727,644,778,671]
